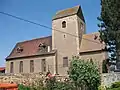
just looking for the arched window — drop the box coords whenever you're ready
[62,21,66,28]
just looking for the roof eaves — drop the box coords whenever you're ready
[6,50,56,61]
[52,13,77,20]
[80,49,106,54]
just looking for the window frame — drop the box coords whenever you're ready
[41,59,46,72]
[10,62,14,73]
[80,22,84,30]
[63,57,68,67]
[19,61,23,73]
[62,21,66,28]
[30,60,34,73]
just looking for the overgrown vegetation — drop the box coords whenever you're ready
[107,82,120,90]
[68,56,100,90]
[18,57,100,90]
[18,84,30,90]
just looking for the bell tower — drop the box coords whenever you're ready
[52,5,86,75]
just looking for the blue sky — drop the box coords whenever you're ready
[0,0,101,66]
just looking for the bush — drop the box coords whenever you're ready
[45,76,74,90]
[68,56,100,90]
[98,85,106,90]
[111,82,120,88]
[18,84,30,90]
[106,82,120,90]
[107,87,120,90]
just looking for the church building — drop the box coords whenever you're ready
[5,5,107,75]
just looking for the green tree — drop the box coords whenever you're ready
[68,56,100,90]
[98,0,120,69]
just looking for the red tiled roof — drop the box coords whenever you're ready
[80,32,106,53]
[6,36,53,60]
[0,67,5,71]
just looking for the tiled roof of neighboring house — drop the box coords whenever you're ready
[52,5,85,22]
[6,36,54,60]
[80,32,106,53]
[0,67,5,71]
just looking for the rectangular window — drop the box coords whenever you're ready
[19,61,23,73]
[41,59,46,72]
[30,60,34,73]
[63,57,68,67]
[10,62,14,73]
[80,22,83,30]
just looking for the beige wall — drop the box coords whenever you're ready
[6,55,56,74]
[80,51,108,73]
[52,15,86,75]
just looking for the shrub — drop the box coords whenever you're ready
[107,87,120,90]
[98,85,106,90]
[68,56,100,90]
[111,82,120,88]
[18,84,30,90]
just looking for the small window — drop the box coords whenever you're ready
[64,35,66,38]
[19,61,23,73]
[63,57,68,67]
[41,59,46,72]
[62,21,66,28]
[10,62,14,73]
[17,47,23,53]
[80,22,83,30]
[39,43,48,52]
[94,35,98,40]
[30,60,34,73]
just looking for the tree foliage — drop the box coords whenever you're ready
[98,0,120,67]
[68,56,100,90]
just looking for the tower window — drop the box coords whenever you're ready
[80,22,83,30]
[64,35,66,38]
[62,21,66,28]
[63,57,68,67]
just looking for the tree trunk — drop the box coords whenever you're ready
[116,43,120,71]
[116,49,120,70]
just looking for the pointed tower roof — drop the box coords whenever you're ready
[52,5,85,22]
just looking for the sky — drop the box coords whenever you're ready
[0,0,101,66]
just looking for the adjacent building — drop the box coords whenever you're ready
[0,67,5,73]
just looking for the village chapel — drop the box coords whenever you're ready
[5,5,108,75]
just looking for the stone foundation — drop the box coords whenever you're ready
[101,72,120,87]
[0,73,67,86]
[2,72,119,87]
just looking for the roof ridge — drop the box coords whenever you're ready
[17,35,52,44]
[56,5,80,14]
[52,5,81,20]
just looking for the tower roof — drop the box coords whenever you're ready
[52,5,85,22]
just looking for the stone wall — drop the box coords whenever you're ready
[1,73,120,87]
[101,72,120,87]
[0,73,67,86]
